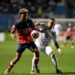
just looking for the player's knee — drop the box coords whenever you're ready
[10,53,21,65]
[49,51,54,56]
[33,47,39,52]
[35,58,39,64]
[33,48,40,58]
[16,52,21,60]
[46,46,53,56]
[33,53,39,64]
[48,51,54,56]
[35,51,40,58]
[35,51,39,58]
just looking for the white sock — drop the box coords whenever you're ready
[50,54,58,69]
[31,54,36,71]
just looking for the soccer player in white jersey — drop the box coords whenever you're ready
[31,18,62,74]
[48,18,63,54]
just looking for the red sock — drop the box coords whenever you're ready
[8,64,13,72]
[64,42,67,46]
[72,42,74,46]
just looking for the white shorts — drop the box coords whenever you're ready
[36,45,53,56]
[35,39,53,56]
[45,46,53,55]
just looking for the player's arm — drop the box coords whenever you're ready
[10,25,16,39]
[54,40,62,55]
[48,18,55,30]
[52,31,63,55]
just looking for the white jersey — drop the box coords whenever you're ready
[32,30,52,49]
[52,24,62,36]
[31,29,53,55]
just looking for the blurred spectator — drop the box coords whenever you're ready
[65,0,75,18]
[64,22,74,48]
[0,0,75,18]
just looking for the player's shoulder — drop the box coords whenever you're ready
[27,18,33,22]
[14,20,20,25]
[13,20,22,28]
[26,18,34,26]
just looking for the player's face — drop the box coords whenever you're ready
[48,19,55,29]
[20,12,28,21]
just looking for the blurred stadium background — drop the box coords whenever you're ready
[0,0,75,75]
[0,0,75,32]
[0,0,75,36]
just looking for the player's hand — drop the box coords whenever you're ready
[10,33,15,39]
[58,48,63,55]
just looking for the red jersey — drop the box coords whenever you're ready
[11,19,34,44]
[66,27,72,37]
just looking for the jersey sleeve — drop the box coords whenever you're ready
[11,25,16,33]
[11,20,19,32]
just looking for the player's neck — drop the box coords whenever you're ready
[19,18,27,22]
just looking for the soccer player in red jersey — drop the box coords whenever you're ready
[4,8,40,74]
[64,22,74,48]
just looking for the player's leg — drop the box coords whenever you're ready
[31,53,36,74]
[4,52,21,74]
[45,46,62,74]
[64,36,68,46]
[71,36,74,48]
[45,46,58,69]
[4,44,26,74]
[29,42,40,74]
[31,52,40,74]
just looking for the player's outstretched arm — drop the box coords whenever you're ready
[10,33,16,39]
[10,25,16,39]
[55,41,63,55]
[54,40,63,55]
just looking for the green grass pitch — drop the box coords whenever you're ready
[0,32,75,75]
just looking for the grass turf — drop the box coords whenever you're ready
[0,32,75,75]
